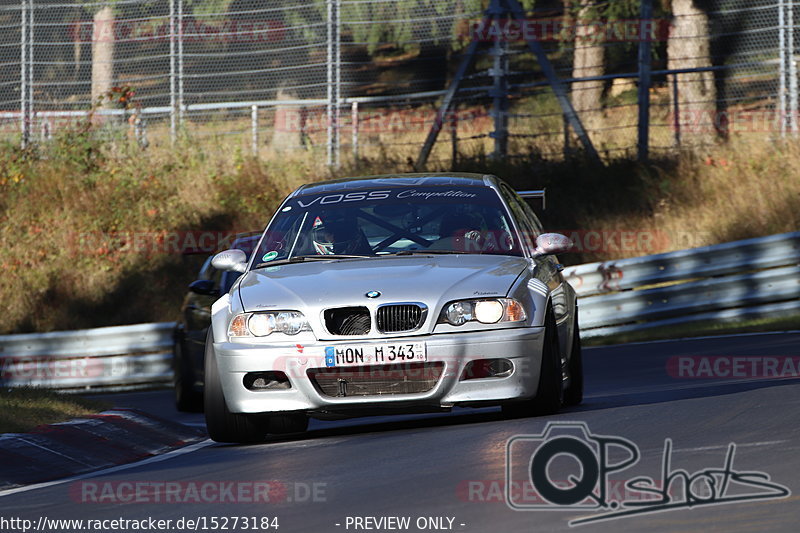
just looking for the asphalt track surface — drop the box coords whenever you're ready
[1,332,798,532]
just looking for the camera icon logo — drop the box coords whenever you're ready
[505,421,639,511]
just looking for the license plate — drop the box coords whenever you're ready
[324,343,426,367]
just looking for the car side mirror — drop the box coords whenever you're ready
[533,233,573,257]
[212,249,248,273]
[188,279,219,296]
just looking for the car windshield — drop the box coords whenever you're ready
[252,185,522,267]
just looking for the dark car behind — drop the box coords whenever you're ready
[172,233,260,411]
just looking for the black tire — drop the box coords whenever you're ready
[503,307,563,418]
[268,414,309,434]
[203,331,267,443]
[563,314,584,407]
[173,337,203,413]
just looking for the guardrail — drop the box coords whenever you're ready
[0,232,798,390]
[566,232,800,338]
[0,323,174,391]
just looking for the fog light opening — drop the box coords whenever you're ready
[461,359,513,380]
[243,371,291,391]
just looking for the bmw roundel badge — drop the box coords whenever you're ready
[365,290,381,299]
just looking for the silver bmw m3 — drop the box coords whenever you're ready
[205,173,582,442]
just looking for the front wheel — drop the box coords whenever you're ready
[563,314,584,407]
[502,307,563,418]
[173,336,203,413]
[204,331,267,443]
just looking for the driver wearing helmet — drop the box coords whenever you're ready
[311,214,371,255]
[432,208,500,253]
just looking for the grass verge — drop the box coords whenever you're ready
[583,314,800,347]
[0,387,112,434]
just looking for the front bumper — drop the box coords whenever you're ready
[213,326,545,415]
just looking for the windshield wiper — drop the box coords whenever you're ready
[385,250,470,256]
[253,254,370,269]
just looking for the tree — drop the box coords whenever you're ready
[91,3,115,106]
[569,0,605,131]
[566,0,639,134]
[667,0,717,142]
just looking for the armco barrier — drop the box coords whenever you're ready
[0,323,174,391]
[566,231,800,337]
[0,233,798,389]
[564,232,799,297]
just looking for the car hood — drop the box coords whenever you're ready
[237,255,529,338]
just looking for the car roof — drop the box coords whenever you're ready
[290,173,499,197]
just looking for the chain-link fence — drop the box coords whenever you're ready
[1,0,797,165]
[655,0,790,150]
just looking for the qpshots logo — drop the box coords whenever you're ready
[505,422,790,526]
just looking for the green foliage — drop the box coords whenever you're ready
[565,0,639,19]
[50,118,107,175]
[188,0,235,20]
[0,142,35,194]
[281,0,484,55]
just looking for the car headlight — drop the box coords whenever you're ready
[474,300,504,323]
[228,311,310,337]
[439,298,527,326]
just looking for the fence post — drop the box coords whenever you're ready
[489,22,508,159]
[20,0,27,148]
[672,75,681,148]
[780,0,787,137]
[169,0,176,143]
[138,118,149,149]
[251,105,258,155]
[27,0,33,141]
[637,0,653,162]
[789,0,798,135]
[326,0,333,166]
[133,108,148,148]
[351,101,359,159]
[334,0,341,167]
[40,116,51,141]
[451,106,458,165]
[326,0,342,167]
[178,0,184,126]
